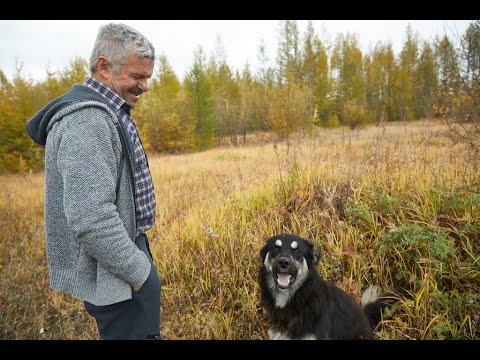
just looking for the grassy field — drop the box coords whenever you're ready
[1,120,479,340]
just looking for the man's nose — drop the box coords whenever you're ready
[137,80,148,92]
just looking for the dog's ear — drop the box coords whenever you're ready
[259,242,269,261]
[306,239,321,265]
[313,245,321,264]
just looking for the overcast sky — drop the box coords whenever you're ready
[0,20,472,83]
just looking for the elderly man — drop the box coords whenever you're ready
[26,23,160,340]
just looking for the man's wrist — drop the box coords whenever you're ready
[132,283,143,292]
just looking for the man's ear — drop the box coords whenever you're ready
[96,56,110,78]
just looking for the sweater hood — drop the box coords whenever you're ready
[26,84,114,145]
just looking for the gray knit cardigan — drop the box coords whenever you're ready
[26,85,151,306]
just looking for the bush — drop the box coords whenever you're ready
[377,223,455,287]
[344,99,367,129]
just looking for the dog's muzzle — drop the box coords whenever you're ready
[274,257,296,288]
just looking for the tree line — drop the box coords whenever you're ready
[1,20,479,173]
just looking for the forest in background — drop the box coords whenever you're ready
[1,20,479,173]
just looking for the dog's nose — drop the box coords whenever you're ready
[278,257,290,269]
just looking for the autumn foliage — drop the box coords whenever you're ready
[2,21,479,173]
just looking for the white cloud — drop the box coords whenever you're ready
[0,20,472,83]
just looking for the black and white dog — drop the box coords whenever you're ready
[258,233,396,340]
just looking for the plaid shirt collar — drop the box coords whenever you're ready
[83,77,132,115]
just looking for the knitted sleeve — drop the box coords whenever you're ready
[55,106,150,287]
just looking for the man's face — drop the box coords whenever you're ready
[107,52,154,108]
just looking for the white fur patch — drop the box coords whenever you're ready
[296,257,308,276]
[272,288,292,309]
[291,241,298,249]
[275,239,282,247]
[268,329,317,340]
[264,252,272,272]
[268,328,291,340]
[361,285,383,307]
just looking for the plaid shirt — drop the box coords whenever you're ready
[84,77,156,235]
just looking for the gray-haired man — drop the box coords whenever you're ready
[26,23,160,340]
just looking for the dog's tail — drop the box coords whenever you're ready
[361,285,402,330]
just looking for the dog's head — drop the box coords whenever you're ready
[260,233,320,294]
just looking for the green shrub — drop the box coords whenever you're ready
[378,223,455,286]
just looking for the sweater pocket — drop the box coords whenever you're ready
[93,264,132,306]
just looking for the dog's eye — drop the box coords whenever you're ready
[293,249,299,255]
[272,247,280,255]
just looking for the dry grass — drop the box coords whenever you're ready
[1,120,479,339]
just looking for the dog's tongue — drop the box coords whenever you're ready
[277,273,291,287]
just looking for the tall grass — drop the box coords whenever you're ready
[1,120,479,339]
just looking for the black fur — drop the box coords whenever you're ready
[258,233,395,340]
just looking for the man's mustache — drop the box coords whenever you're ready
[130,86,143,96]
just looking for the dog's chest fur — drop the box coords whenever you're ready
[260,268,373,340]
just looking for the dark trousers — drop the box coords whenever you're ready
[84,233,161,340]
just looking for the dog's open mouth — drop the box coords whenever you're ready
[276,272,296,289]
